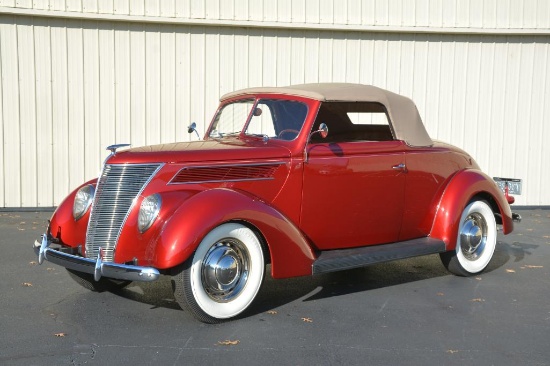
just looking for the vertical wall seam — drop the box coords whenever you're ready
[47,18,53,204]
[64,21,69,187]
[0,18,5,206]
[538,43,549,204]
[15,16,22,206]
[97,24,102,163]
[32,16,38,205]
[80,21,85,180]
[143,26,147,144]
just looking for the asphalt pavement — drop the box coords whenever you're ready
[1,208,549,365]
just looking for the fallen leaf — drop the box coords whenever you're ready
[267,310,277,315]
[54,333,66,337]
[301,317,313,323]
[29,261,37,265]
[446,350,459,354]
[218,340,239,346]
[524,265,543,269]
[22,282,33,287]
[506,269,516,273]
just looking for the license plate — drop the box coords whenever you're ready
[493,177,522,195]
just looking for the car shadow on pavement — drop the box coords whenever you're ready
[106,239,535,320]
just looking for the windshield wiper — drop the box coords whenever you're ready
[249,133,269,142]
[209,131,240,139]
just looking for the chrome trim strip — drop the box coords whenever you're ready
[34,236,160,282]
[171,176,276,185]
[169,162,283,185]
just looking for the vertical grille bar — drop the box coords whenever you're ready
[85,163,162,262]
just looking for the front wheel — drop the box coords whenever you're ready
[172,223,265,323]
[440,200,497,276]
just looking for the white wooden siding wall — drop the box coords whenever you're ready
[1,0,549,29]
[0,1,549,207]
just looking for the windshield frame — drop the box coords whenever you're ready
[206,95,310,143]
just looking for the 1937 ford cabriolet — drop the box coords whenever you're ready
[34,83,520,323]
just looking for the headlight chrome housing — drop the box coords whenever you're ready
[138,193,162,233]
[73,184,95,220]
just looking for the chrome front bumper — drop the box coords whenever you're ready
[34,234,160,282]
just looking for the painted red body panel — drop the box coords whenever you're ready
[47,92,515,280]
[301,141,406,248]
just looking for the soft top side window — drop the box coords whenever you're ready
[311,102,394,143]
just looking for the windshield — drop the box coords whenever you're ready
[209,98,308,141]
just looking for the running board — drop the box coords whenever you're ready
[312,237,446,275]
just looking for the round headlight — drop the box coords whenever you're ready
[138,194,162,233]
[73,184,95,220]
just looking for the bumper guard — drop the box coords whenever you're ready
[34,234,160,282]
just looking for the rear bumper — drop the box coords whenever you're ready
[33,234,160,282]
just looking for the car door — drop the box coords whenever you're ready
[300,140,406,250]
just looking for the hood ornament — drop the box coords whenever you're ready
[104,144,131,166]
[106,144,131,156]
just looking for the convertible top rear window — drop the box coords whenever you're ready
[311,102,394,143]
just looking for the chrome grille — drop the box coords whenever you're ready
[85,163,162,262]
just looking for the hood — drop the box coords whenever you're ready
[106,139,291,164]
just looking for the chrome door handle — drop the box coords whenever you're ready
[392,163,407,171]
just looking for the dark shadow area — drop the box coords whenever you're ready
[249,252,452,314]
[109,276,181,311]
[491,240,539,265]
[105,239,534,320]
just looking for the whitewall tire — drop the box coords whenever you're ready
[172,223,265,323]
[440,200,497,276]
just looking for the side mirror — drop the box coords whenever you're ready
[187,122,200,139]
[317,123,329,139]
[304,123,329,163]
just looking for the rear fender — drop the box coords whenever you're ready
[151,188,316,279]
[430,169,513,250]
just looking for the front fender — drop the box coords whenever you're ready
[48,179,98,247]
[430,169,513,250]
[150,188,316,279]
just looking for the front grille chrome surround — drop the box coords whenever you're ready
[85,163,162,262]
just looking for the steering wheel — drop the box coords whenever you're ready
[277,129,300,140]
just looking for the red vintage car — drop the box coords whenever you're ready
[35,83,520,323]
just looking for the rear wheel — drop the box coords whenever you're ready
[66,269,132,292]
[440,200,497,276]
[172,223,265,323]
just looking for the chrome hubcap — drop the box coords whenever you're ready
[459,212,487,260]
[201,239,250,302]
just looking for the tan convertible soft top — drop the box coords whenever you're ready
[221,83,432,147]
